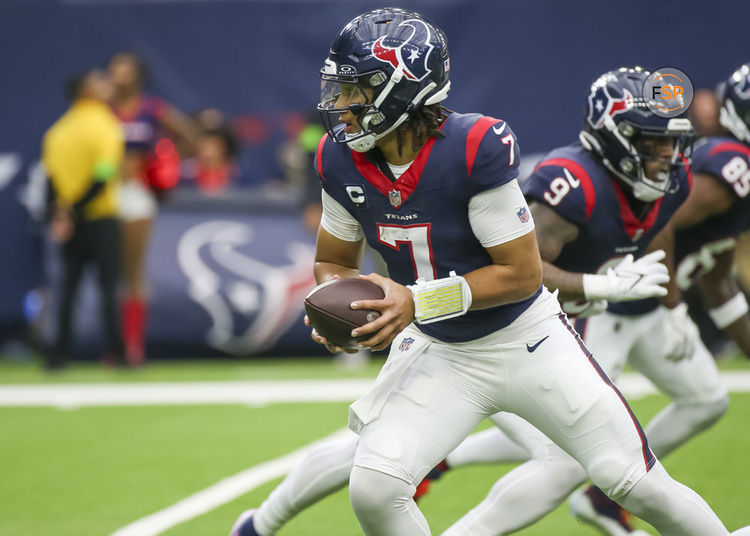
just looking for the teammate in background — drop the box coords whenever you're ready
[683,85,733,356]
[436,67,730,536]
[567,62,750,535]
[231,11,740,535]
[108,52,199,365]
[42,70,125,370]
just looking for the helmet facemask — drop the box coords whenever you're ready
[318,68,388,153]
[318,65,447,153]
[581,118,693,202]
[719,98,750,144]
[627,129,694,201]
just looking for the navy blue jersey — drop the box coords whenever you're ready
[674,136,750,290]
[112,94,166,153]
[523,141,691,316]
[315,112,540,343]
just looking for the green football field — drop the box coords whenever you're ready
[1,356,749,536]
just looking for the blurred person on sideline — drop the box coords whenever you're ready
[278,111,327,234]
[108,51,199,365]
[182,108,240,194]
[42,69,125,370]
[689,88,723,137]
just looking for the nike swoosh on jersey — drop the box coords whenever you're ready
[526,335,550,352]
[492,122,506,135]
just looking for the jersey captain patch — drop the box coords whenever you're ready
[345,185,367,206]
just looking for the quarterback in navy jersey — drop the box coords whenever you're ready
[440,68,736,536]
[231,12,742,536]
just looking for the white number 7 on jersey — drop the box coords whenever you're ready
[376,223,437,281]
[501,134,515,166]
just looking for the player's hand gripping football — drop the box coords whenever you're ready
[349,273,415,351]
[583,249,670,302]
[304,275,359,354]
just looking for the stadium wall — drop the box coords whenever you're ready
[1,0,747,354]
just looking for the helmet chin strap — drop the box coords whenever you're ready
[346,66,444,153]
[632,180,665,202]
[345,132,377,152]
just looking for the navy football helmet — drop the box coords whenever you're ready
[318,8,450,152]
[580,67,694,202]
[718,63,750,144]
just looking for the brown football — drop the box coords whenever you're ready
[304,278,385,350]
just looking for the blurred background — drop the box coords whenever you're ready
[1,0,749,362]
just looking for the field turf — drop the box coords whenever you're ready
[1,356,748,535]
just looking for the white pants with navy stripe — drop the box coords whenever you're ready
[577,308,729,458]
[440,304,730,536]
[349,288,657,535]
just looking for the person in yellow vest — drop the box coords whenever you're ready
[42,69,125,370]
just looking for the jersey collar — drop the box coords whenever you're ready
[349,125,444,209]
[610,179,663,241]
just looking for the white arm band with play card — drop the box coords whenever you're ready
[409,272,472,324]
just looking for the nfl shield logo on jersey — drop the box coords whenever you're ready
[517,207,530,223]
[389,189,403,208]
[399,337,415,351]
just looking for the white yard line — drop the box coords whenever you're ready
[1,372,750,408]
[109,428,355,536]
[0,379,375,408]
[3,372,749,535]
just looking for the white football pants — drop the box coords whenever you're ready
[443,306,729,535]
[348,290,727,535]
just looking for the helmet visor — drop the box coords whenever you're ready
[318,76,381,143]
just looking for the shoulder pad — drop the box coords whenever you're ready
[465,117,520,195]
[693,137,750,199]
[523,156,596,226]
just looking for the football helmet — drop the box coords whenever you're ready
[579,67,694,202]
[318,8,450,152]
[718,63,750,144]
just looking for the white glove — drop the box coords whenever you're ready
[659,303,698,361]
[583,250,670,302]
[561,299,609,318]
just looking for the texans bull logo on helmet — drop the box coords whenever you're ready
[371,18,435,82]
[587,85,634,129]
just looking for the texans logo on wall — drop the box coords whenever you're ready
[174,219,317,355]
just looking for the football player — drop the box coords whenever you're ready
[567,62,750,535]
[231,10,742,535]
[437,68,732,536]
